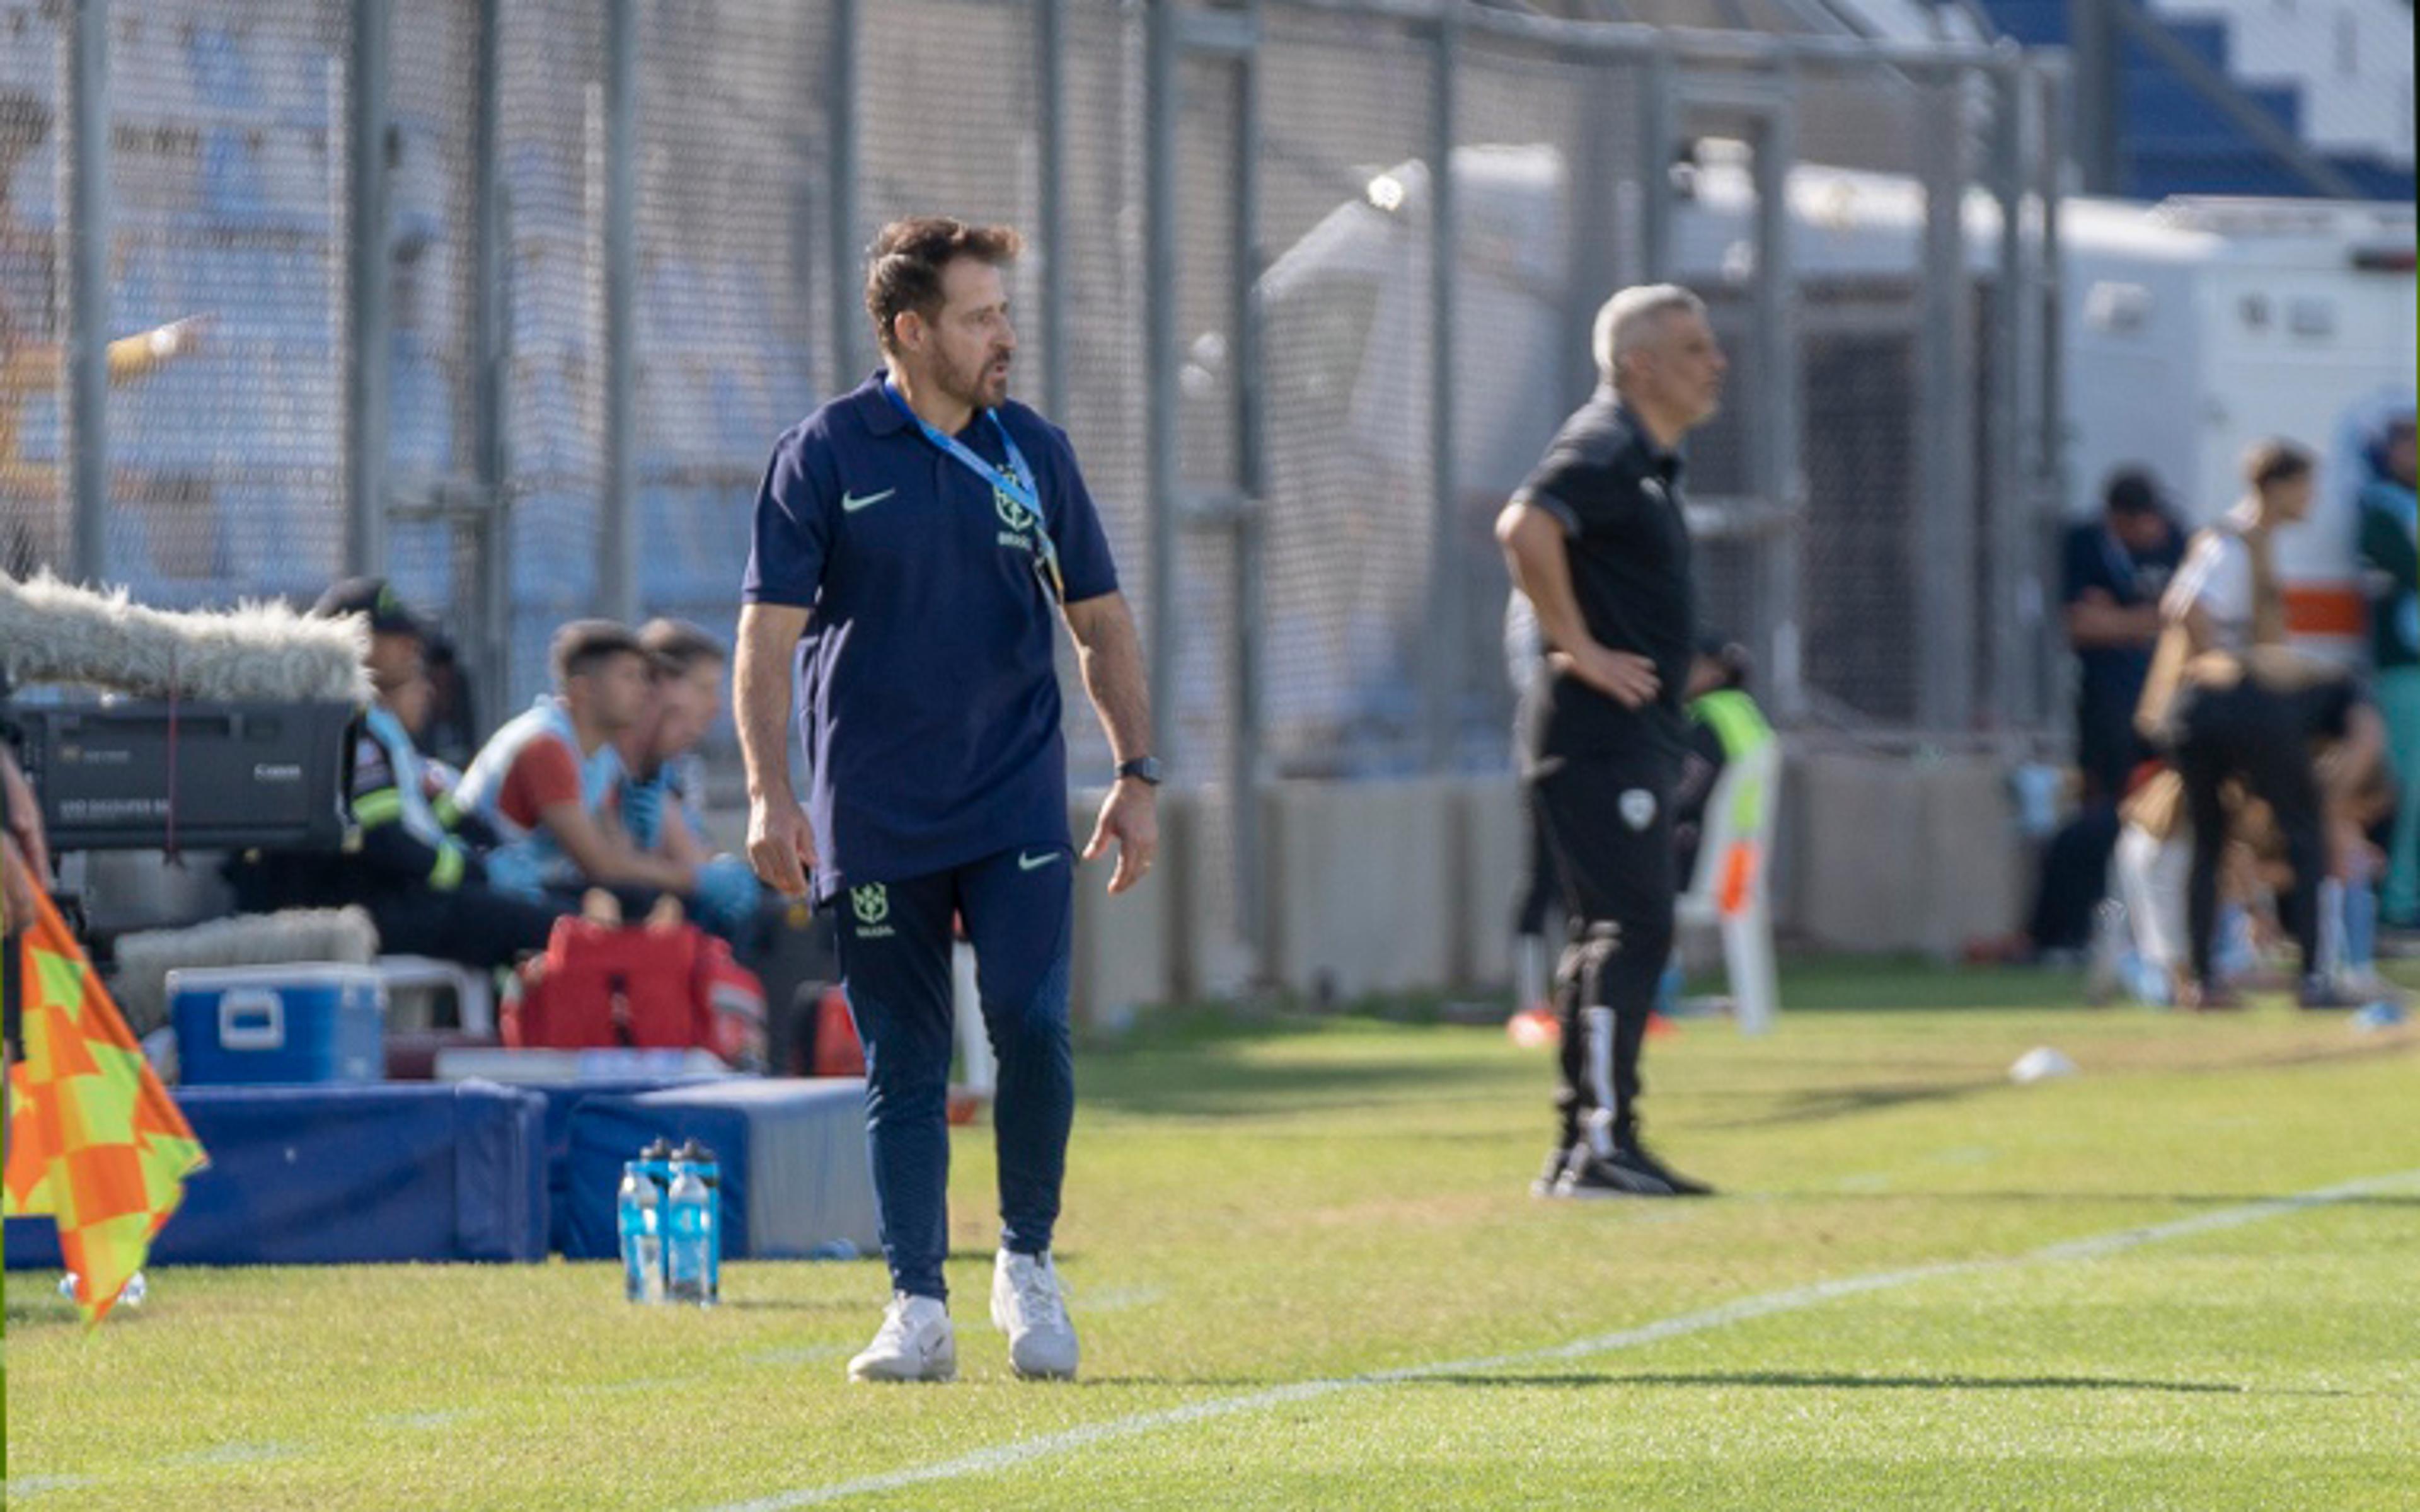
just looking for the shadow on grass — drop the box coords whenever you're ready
[1422,1370,2288,1395]
[1708,1079,2005,1129]
[4,1298,122,1330]
[1084,1041,1519,1121]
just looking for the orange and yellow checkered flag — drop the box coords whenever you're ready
[4,881,207,1326]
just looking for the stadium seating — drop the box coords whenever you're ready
[1973,0,2414,202]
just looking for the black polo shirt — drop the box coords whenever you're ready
[1513,391,1697,764]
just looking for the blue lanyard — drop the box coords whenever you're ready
[882,377,1064,603]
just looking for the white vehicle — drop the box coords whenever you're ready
[2063,196,2416,652]
[1242,146,2414,752]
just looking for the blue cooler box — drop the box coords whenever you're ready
[170,964,386,1084]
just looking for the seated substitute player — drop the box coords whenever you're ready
[454,620,703,909]
[614,617,760,936]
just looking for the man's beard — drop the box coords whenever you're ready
[940,348,1011,411]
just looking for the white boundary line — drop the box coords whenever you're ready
[701,1168,2420,1512]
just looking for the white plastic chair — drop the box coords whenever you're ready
[1673,738,1783,1035]
[371,954,495,1036]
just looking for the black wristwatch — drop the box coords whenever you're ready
[1115,756,1164,788]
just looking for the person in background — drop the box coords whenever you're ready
[416,634,481,772]
[2169,648,2385,1012]
[616,617,759,936]
[231,578,559,969]
[454,619,701,908]
[2091,442,2323,984]
[2014,471,2187,966]
[2162,440,2315,658]
[1672,638,1768,888]
[2064,469,2185,805]
[1504,591,1561,1022]
[1495,282,1725,1200]
[2356,413,2419,927]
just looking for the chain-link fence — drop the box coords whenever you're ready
[5,0,2061,977]
[1,3,64,576]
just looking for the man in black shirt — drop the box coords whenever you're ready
[2063,469,2184,803]
[1495,284,1726,1199]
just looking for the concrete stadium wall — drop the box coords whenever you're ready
[1777,752,2027,956]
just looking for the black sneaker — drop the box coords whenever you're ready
[1555,1142,1715,1198]
[1531,1146,1576,1198]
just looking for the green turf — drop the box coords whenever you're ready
[7,966,2417,1511]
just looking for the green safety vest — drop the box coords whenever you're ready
[1688,689,1774,835]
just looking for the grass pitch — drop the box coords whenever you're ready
[7,961,2417,1510]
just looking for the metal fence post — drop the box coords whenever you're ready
[1038,0,1069,423]
[1988,56,2032,731]
[1914,64,1976,735]
[2034,59,2072,725]
[1754,67,1803,721]
[1143,0,1178,766]
[1637,42,1676,285]
[343,0,393,579]
[2065,0,2119,194]
[827,0,861,394]
[1424,7,1460,772]
[599,0,637,623]
[1564,59,1623,410]
[471,0,513,718]
[1231,3,1265,970]
[61,0,110,585]
[2037,57,2069,527]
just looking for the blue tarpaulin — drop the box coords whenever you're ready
[5,1080,548,1268]
[564,1079,878,1261]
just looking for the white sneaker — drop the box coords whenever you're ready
[990,1249,1080,1380]
[846,1293,956,1383]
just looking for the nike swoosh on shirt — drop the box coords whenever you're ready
[1018,850,1064,871]
[841,488,896,513]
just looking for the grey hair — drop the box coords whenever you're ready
[1592,284,1706,386]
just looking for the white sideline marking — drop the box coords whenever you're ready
[2,1477,98,1499]
[701,1168,2420,1512]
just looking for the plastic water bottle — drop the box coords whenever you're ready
[665,1143,718,1306]
[681,1138,723,1303]
[618,1160,665,1305]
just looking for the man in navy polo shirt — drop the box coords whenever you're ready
[735,217,1158,1384]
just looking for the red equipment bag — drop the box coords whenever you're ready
[508,916,764,1065]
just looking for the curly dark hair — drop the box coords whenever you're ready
[862,216,1024,356]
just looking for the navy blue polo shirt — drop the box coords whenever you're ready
[741,372,1119,903]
